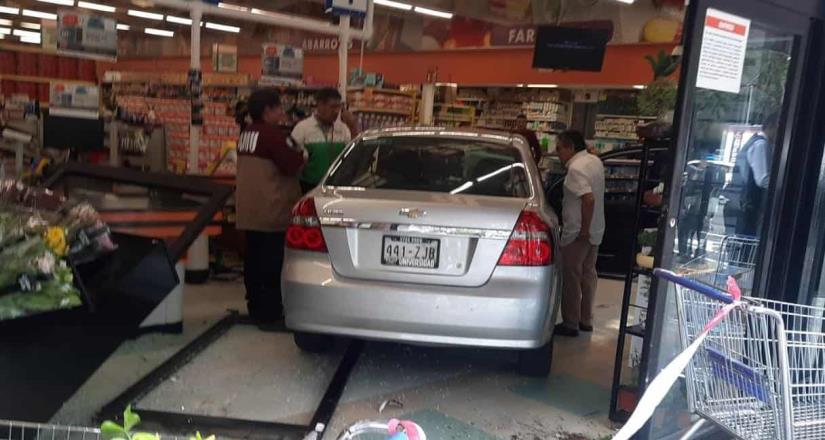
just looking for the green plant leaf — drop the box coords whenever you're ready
[100,421,127,440]
[132,432,161,440]
[123,406,141,433]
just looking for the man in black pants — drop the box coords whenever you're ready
[235,89,306,321]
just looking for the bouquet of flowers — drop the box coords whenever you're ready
[0,180,117,321]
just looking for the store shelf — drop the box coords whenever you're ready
[348,87,411,97]
[597,114,658,119]
[626,323,646,338]
[350,107,411,116]
[0,74,95,86]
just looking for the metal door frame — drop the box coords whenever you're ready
[641,0,824,438]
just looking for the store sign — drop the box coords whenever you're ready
[262,44,304,81]
[57,10,117,60]
[302,37,354,52]
[49,82,100,119]
[696,8,750,94]
[491,26,536,46]
[325,0,368,16]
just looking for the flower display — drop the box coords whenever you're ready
[0,180,117,321]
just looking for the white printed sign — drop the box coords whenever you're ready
[696,8,750,94]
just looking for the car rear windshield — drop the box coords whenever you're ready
[326,136,530,198]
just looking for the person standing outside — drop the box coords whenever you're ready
[554,130,605,337]
[292,88,352,194]
[236,89,306,322]
[514,114,542,163]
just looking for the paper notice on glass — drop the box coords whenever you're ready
[696,8,751,94]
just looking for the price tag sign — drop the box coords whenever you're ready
[696,8,751,94]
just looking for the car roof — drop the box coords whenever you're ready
[358,125,521,146]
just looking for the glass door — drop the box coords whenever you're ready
[642,0,814,437]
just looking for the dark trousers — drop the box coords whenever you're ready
[244,230,285,320]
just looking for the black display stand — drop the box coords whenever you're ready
[608,138,670,422]
[0,164,232,423]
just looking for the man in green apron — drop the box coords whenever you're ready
[291,88,352,193]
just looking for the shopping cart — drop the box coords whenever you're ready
[336,419,426,440]
[654,268,825,440]
[680,233,759,293]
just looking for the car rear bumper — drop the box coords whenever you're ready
[282,250,557,349]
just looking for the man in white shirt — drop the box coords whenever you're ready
[555,130,605,337]
[291,88,353,194]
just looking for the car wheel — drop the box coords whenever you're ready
[294,332,333,353]
[518,338,554,377]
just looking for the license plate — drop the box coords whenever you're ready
[381,236,440,269]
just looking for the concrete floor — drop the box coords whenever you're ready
[52,278,628,440]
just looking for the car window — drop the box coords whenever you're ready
[326,136,530,198]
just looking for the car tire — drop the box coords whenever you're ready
[294,332,333,353]
[518,338,554,377]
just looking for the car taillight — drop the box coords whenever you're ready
[498,211,553,266]
[286,198,327,252]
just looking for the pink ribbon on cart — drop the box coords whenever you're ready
[612,277,743,440]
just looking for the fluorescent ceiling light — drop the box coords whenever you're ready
[374,0,413,11]
[0,7,19,15]
[0,27,11,35]
[0,19,11,26]
[13,29,41,38]
[128,9,164,21]
[116,23,130,31]
[413,6,452,19]
[37,0,74,6]
[633,84,647,89]
[250,8,275,16]
[613,0,635,3]
[205,22,239,33]
[145,27,173,37]
[166,15,192,25]
[218,2,249,12]
[77,1,116,13]
[20,22,41,30]
[526,84,558,88]
[20,36,41,44]
[22,9,57,20]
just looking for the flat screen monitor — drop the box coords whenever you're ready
[43,112,105,151]
[532,26,611,72]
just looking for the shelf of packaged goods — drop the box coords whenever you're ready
[347,87,412,97]
[595,135,640,141]
[0,74,95,86]
[435,116,474,122]
[350,107,411,116]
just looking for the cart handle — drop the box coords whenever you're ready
[652,268,734,304]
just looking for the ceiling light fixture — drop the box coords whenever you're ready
[77,1,116,13]
[20,22,41,30]
[413,6,452,19]
[116,23,130,31]
[0,7,19,15]
[22,9,57,20]
[613,0,635,3]
[36,0,74,6]
[526,84,558,88]
[205,22,239,33]
[218,2,249,12]
[250,8,275,16]
[374,0,413,11]
[0,19,11,26]
[20,36,41,44]
[0,27,11,35]
[128,9,164,21]
[13,29,41,38]
[166,15,192,25]
[633,84,647,89]
[145,28,174,37]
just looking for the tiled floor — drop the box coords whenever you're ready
[53,278,627,440]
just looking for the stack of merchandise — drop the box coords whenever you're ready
[0,181,116,321]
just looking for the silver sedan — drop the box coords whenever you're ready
[282,127,561,376]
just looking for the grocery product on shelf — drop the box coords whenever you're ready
[347,87,415,129]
